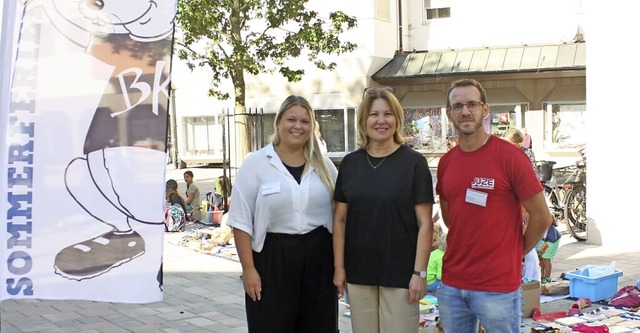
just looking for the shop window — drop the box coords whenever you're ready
[489,104,527,136]
[403,107,451,153]
[543,103,586,150]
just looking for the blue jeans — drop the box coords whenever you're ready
[436,283,522,333]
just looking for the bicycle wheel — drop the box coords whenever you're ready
[564,188,587,241]
[543,185,563,225]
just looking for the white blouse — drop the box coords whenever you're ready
[226,144,337,252]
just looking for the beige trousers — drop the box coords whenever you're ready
[347,283,419,333]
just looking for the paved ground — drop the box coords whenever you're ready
[1,165,639,332]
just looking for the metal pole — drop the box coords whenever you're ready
[221,108,228,212]
[170,87,179,168]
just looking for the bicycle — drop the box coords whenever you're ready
[536,160,565,225]
[562,147,587,241]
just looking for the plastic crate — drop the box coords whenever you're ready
[201,210,223,225]
[565,270,623,302]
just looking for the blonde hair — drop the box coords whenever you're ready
[270,95,334,194]
[433,223,447,251]
[356,89,406,149]
[503,128,524,145]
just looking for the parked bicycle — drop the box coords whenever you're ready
[563,147,587,241]
[536,160,565,225]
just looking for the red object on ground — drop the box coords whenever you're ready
[572,323,609,333]
[531,307,568,321]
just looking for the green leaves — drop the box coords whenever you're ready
[175,0,357,106]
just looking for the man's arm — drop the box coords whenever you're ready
[521,191,553,255]
[439,198,450,228]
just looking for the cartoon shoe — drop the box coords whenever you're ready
[54,229,145,281]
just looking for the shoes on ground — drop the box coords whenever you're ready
[576,297,592,308]
[569,302,581,315]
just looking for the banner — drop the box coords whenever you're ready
[0,0,177,303]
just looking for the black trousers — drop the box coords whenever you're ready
[246,227,338,333]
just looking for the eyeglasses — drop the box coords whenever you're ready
[364,87,394,95]
[449,101,484,113]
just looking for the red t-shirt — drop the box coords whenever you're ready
[436,135,542,292]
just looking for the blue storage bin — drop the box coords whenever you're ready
[565,269,623,302]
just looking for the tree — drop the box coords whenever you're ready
[175,0,357,109]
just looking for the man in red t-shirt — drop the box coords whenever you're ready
[435,79,552,333]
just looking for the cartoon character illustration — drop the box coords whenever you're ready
[28,0,176,283]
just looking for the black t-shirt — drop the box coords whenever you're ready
[334,144,434,288]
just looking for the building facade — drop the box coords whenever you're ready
[240,0,587,168]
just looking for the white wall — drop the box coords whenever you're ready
[586,1,640,250]
[406,0,586,51]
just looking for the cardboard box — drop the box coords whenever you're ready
[565,270,623,302]
[522,281,540,318]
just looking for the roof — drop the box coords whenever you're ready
[372,43,586,84]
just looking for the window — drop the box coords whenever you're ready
[543,103,586,150]
[423,0,450,23]
[315,108,356,154]
[403,107,451,152]
[183,116,222,156]
[375,0,390,20]
[489,104,528,136]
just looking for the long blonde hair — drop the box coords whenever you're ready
[270,95,334,194]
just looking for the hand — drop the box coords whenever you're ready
[333,266,347,295]
[242,267,262,302]
[408,274,426,304]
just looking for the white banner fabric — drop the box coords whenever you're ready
[1,0,177,303]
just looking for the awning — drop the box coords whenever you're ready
[373,43,586,84]
[401,91,445,108]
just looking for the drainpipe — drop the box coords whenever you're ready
[397,0,403,53]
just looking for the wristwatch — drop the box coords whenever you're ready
[413,270,426,278]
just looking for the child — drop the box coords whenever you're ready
[537,223,562,284]
[522,219,541,283]
[427,223,446,292]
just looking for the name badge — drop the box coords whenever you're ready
[465,188,488,207]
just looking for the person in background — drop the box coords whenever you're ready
[227,95,338,333]
[333,87,434,333]
[436,79,552,333]
[522,128,533,149]
[522,220,541,284]
[215,175,233,211]
[183,170,201,221]
[537,223,562,284]
[427,223,446,292]
[446,135,459,151]
[503,128,536,169]
[165,179,187,232]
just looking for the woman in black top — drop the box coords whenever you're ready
[332,87,435,333]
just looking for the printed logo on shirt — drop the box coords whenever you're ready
[471,177,495,190]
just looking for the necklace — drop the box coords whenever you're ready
[366,153,387,169]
